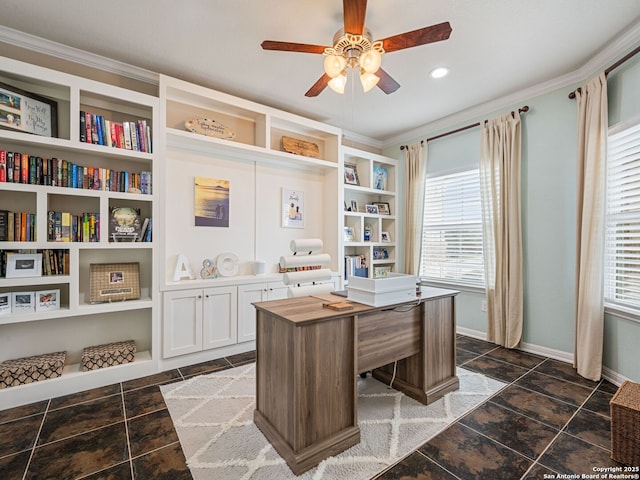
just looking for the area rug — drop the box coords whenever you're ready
[160,363,505,480]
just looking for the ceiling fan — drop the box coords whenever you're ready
[261,0,452,97]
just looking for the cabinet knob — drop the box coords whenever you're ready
[205,294,209,298]
[197,295,202,299]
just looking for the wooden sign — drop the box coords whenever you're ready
[282,136,320,158]
[185,118,236,140]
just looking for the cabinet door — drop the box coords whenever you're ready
[237,283,267,343]
[163,289,203,358]
[202,286,238,350]
[266,281,288,300]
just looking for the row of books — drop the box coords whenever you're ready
[48,211,100,243]
[0,150,152,194]
[0,211,36,242]
[0,249,69,277]
[345,254,368,280]
[80,111,152,153]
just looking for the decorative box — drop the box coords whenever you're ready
[0,351,66,389]
[81,340,136,371]
[610,380,640,465]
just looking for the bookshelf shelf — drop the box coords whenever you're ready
[0,55,159,409]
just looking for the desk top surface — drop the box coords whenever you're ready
[253,286,458,325]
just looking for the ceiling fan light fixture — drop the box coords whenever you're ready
[359,71,379,92]
[324,54,347,78]
[359,49,382,74]
[328,73,347,94]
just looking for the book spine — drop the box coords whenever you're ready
[0,150,5,182]
[80,111,86,143]
[21,153,29,184]
[7,212,14,241]
[85,112,92,144]
[13,152,20,183]
[123,122,132,150]
[0,210,8,241]
[6,152,13,183]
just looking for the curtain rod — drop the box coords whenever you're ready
[568,44,640,99]
[400,105,529,150]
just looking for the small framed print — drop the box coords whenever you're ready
[90,262,141,303]
[365,204,379,215]
[344,164,360,185]
[282,188,304,228]
[36,289,60,312]
[372,165,388,190]
[0,292,11,315]
[12,291,35,313]
[373,247,389,260]
[373,266,392,278]
[381,231,392,243]
[343,226,355,242]
[5,253,42,278]
[0,81,58,137]
[373,202,390,215]
[350,200,359,212]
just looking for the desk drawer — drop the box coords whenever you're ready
[357,305,421,373]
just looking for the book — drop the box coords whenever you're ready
[109,206,141,242]
[6,152,13,182]
[80,111,86,142]
[61,212,72,242]
[137,217,150,242]
[0,150,5,182]
[0,210,8,241]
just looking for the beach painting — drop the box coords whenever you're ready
[195,177,230,227]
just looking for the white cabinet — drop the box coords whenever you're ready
[342,147,398,281]
[0,56,159,409]
[163,286,237,358]
[237,281,287,343]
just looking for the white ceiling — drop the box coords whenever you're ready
[2,0,640,143]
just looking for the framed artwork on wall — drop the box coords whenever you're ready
[194,177,230,227]
[282,188,304,228]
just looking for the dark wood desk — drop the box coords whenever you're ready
[253,287,459,475]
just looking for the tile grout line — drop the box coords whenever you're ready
[120,382,135,480]
[21,398,50,480]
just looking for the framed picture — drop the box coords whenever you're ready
[373,266,392,278]
[282,188,304,228]
[194,177,229,228]
[372,165,388,190]
[12,291,36,313]
[343,226,355,242]
[365,204,379,215]
[344,164,360,185]
[89,262,141,303]
[5,253,42,278]
[0,292,11,315]
[373,202,390,215]
[36,289,61,311]
[350,200,359,212]
[0,81,58,137]
[381,231,392,243]
[373,247,389,260]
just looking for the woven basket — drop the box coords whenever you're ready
[610,380,640,465]
[81,340,136,371]
[0,351,66,389]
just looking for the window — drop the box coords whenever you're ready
[605,121,640,312]
[420,168,485,288]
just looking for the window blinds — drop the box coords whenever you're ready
[605,121,640,309]
[420,168,485,288]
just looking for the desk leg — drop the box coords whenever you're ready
[254,311,360,475]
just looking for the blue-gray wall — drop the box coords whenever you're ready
[384,54,640,382]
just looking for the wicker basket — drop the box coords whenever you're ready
[81,340,136,371]
[610,380,640,465]
[0,351,66,389]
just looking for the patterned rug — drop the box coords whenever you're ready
[160,363,505,480]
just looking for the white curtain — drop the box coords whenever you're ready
[480,111,523,348]
[574,72,607,381]
[404,142,427,275]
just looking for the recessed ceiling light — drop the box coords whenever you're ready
[430,67,449,79]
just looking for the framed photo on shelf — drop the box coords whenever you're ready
[12,291,36,313]
[343,226,355,242]
[0,81,58,137]
[89,262,141,303]
[365,204,379,215]
[373,202,390,215]
[36,289,61,312]
[5,253,42,278]
[373,266,392,278]
[350,200,359,212]
[344,164,360,185]
[373,247,389,260]
[0,292,11,315]
[381,231,392,242]
[372,165,388,190]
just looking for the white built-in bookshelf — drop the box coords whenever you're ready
[0,56,159,409]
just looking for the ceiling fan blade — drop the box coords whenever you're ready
[261,40,326,54]
[380,21,452,53]
[376,68,400,94]
[343,0,367,35]
[305,73,331,97]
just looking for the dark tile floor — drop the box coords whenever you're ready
[0,336,625,480]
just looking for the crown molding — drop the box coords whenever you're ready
[382,21,640,148]
[0,26,158,85]
[341,128,384,149]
